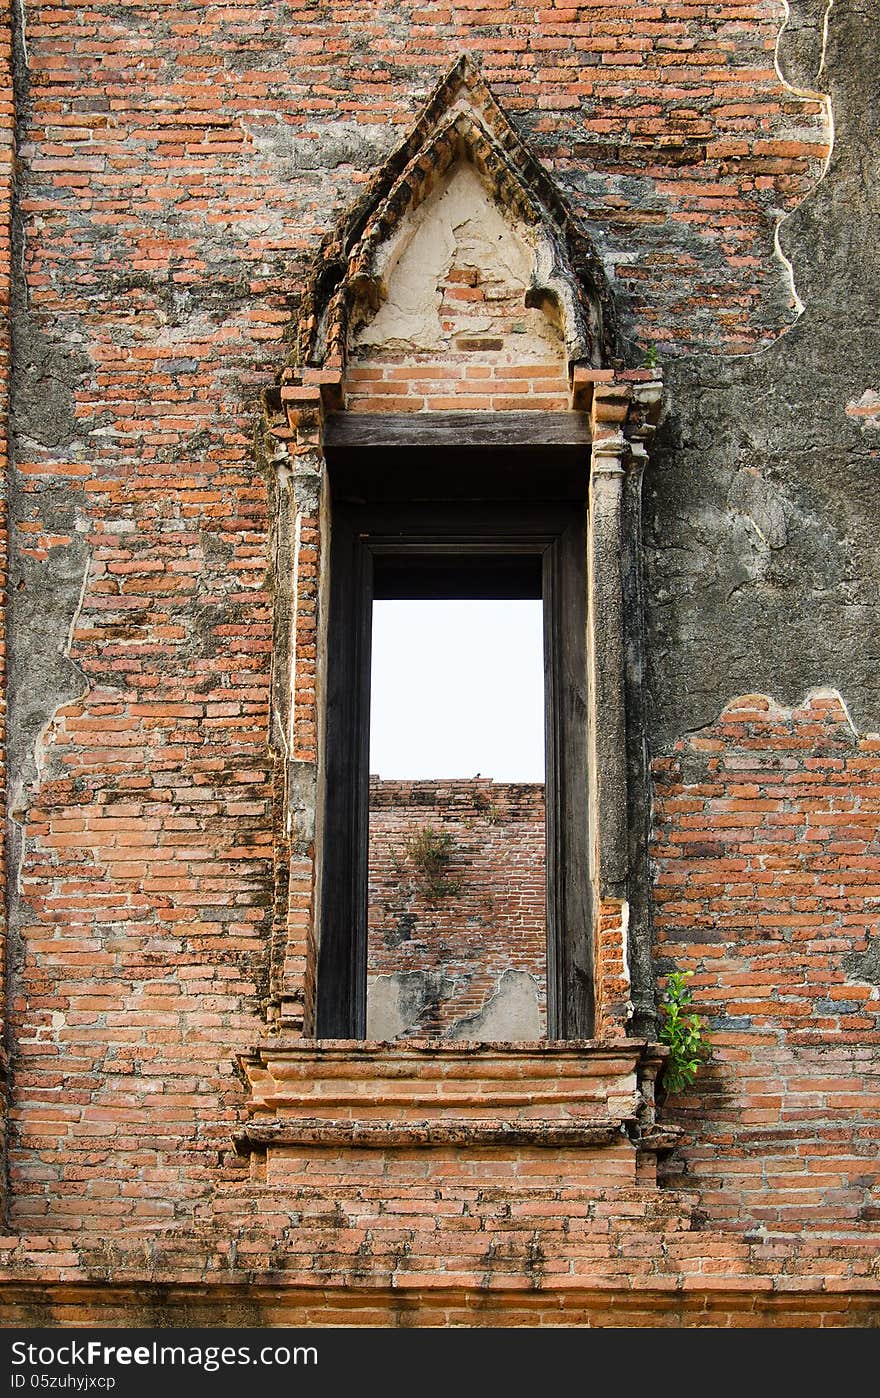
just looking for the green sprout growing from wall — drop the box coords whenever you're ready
[403,824,461,901]
[658,970,710,1094]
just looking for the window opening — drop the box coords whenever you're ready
[366,598,546,1041]
[316,485,592,1043]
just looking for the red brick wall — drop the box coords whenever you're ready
[367,779,546,1036]
[653,693,880,1232]
[346,362,569,414]
[0,0,12,1209]
[3,0,878,1327]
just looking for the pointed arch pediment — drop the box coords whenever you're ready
[294,56,619,376]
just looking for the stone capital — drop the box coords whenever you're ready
[590,433,627,477]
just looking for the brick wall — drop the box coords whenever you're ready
[0,0,11,1212]
[1,0,878,1327]
[653,693,880,1232]
[346,362,569,414]
[367,779,546,1037]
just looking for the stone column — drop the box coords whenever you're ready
[586,376,663,1039]
[620,436,655,1039]
[588,387,631,900]
[587,391,630,1039]
[261,371,341,1033]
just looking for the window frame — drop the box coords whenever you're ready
[316,459,594,1042]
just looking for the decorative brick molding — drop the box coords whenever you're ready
[234,1039,672,1181]
[344,361,571,415]
[288,55,619,378]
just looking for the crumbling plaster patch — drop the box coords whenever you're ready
[776,0,835,98]
[366,970,454,1041]
[844,937,880,993]
[7,307,95,846]
[6,530,92,1003]
[353,163,564,361]
[7,536,91,836]
[449,970,542,1042]
[247,115,395,178]
[366,967,542,1042]
[645,0,880,750]
[772,1,836,317]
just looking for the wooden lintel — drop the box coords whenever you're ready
[324,410,592,450]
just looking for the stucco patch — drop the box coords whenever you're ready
[354,163,564,362]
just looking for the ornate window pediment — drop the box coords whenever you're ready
[293,54,619,378]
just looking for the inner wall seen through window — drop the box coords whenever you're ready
[366,599,547,1040]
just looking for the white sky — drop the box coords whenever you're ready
[369,599,545,782]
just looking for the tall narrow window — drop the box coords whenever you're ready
[366,597,546,1041]
[316,450,593,1042]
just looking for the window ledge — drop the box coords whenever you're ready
[235,1039,669,1161]
[234,1119,624,1154]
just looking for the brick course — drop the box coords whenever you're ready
[346,361,570,414]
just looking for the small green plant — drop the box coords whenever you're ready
[643,342,660,370]
[403,824,460,900]
[658,970,710,1094]
[472,789,500,825]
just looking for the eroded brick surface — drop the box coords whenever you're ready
[653,694,880,1232]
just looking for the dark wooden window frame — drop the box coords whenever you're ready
[317,426,594,1042]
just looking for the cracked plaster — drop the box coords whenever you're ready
[645,0,880,749]
[353,163,564,362]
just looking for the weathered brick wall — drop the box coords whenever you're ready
[367,779,546,1037]
[0,0,12,1211]
[653,693,880,1232]
[0,0,878,1326]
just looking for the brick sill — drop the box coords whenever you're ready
[235,1119,624,1153]
[235,1038,670,1158]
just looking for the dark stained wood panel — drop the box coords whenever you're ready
[316,511,373,1039]
[544,512,593,1039]
[325,410,592,450]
